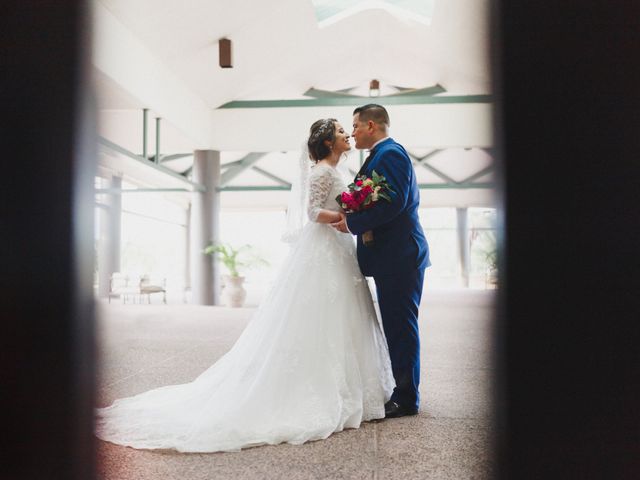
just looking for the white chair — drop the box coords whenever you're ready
[108,273,166,304]
[108,273,138,303]
[139,274,167,304]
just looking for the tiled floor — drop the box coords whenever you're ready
[96,289,495,480]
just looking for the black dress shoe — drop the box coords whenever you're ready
[384,400,419,418]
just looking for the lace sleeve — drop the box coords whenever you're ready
[307,166,334,222]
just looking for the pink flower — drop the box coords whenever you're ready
[336,170,394,213]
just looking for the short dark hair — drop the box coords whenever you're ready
[307,118,337,162]
[353,104,390,127]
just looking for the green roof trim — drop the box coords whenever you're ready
[218,94,492,109]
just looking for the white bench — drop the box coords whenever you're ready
[108,273,166,304]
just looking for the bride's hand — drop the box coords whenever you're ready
[330,211,345,223]
[331,213,350,233]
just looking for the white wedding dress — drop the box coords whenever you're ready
[96,163,394,452]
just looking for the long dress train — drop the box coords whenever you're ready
[96,163,394,452]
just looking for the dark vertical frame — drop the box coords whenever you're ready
[0,1,96,479]
[492,1,640,478]
[2,1,638,478]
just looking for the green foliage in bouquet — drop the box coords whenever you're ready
[337,170,395,212]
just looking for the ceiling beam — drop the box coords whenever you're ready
[419,162,459,185]
[219,94,492,109]
[407,149,459,184]
[303,88,363,99]
[385,84,446,97]
[160,153,192,163]
[460,165,494,184]
[251,166,291,187]
[409,149,444,163]
[98,137,205,192]
[220,159,246,170]
[213,148,496,192]
[407,148,495,189]
[302,84,446,99]
[220,152,268,186]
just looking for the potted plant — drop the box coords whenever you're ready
[203,243,268,307]
[485,247,498,287]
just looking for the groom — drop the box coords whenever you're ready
[332,104,430,418]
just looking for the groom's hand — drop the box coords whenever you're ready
[331,213,350,233]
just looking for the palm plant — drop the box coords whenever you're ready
[203,243,268,277]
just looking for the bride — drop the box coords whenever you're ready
[96,118,394,453]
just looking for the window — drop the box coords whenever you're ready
[311,0,435,27]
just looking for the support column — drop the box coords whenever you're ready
[456,207,470,288]
[98,175,122,297]
[190,150,221,305]
[155,117,161,163]
[184,203,191,303]
[142,108,148,160]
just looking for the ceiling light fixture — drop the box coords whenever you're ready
[369,79,380,97]
[219,38,232,68]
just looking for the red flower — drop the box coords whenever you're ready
[340,192,358,210]
[352,189,367,204]
[335,170,394,214]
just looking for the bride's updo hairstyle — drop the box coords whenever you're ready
[307,118,337,163]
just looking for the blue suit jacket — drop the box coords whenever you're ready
[346,138,430,277]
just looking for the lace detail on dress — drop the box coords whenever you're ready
[307,164,336,222]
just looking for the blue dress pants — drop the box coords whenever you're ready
[374,268,425,410]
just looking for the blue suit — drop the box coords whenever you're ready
[346,138,430,410]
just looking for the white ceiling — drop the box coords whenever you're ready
[96,0,489,106]
[93,0,494,208]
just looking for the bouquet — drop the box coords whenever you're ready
[336,170,394,246]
